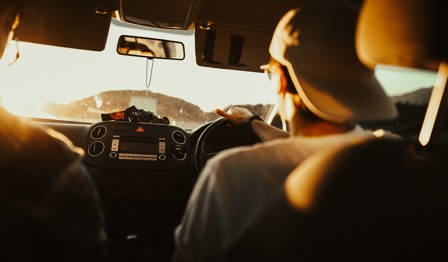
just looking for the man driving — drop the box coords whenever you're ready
[173,1,397,261]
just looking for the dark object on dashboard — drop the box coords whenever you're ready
[101,106,170,124]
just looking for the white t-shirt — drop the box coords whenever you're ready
[175,125,374,262]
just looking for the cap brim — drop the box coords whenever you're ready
[286,63,398,123]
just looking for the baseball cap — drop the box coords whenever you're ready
[266,0,397,123]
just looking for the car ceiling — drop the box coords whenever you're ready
[14,0,300,72]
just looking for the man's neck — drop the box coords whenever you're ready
[288,111,355,137]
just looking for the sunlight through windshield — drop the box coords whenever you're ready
[0,19,276,129]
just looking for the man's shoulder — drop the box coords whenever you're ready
[209,137,298,166]
[201,137,304,183]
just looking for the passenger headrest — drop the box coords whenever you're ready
[356,0,448,70]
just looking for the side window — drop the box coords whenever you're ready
[360,65,437,136]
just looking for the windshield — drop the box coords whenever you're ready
[0,19,276,130]
[0,19,437,131]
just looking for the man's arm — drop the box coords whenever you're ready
[215,107,289,142]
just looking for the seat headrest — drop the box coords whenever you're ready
[356,0,448,70]
[284,136,448,260]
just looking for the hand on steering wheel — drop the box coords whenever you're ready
[214,107,255,125]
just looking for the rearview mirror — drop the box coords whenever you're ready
[117,35,185,60]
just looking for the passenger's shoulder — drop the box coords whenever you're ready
[7,123,82,177]
[30,126,81,160]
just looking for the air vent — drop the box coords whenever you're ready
[172,151,187,161]
[172,130,186,145]
[87,141,105,157]
[90,125,107,139]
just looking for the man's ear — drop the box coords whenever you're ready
[277,67,289,96]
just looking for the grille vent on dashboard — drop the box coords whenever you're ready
[88,141,105,157]
[172,130,187,145]
[90,125,107,139]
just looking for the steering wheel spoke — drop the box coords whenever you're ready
[194,117,261,173]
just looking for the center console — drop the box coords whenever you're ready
[83,121,190,169]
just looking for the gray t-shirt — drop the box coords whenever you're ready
[175,125,373,262]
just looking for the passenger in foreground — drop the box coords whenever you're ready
[0,1,106,261]
[173,1,397,261]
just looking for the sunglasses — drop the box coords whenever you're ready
[260,64,289,81]
[260,63,298,94]
[260,64,275,80]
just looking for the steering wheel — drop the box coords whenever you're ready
[194,117,262,173]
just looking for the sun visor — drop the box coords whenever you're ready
[15,0,113,51]
[193,0,299,72]
[356,0,448,71]
[195,24,271,72]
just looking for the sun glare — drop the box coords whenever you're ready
[0,19,274,122]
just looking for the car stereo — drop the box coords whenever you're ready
[83,121,189,169]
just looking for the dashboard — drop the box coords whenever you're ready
[32,118,261,261]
